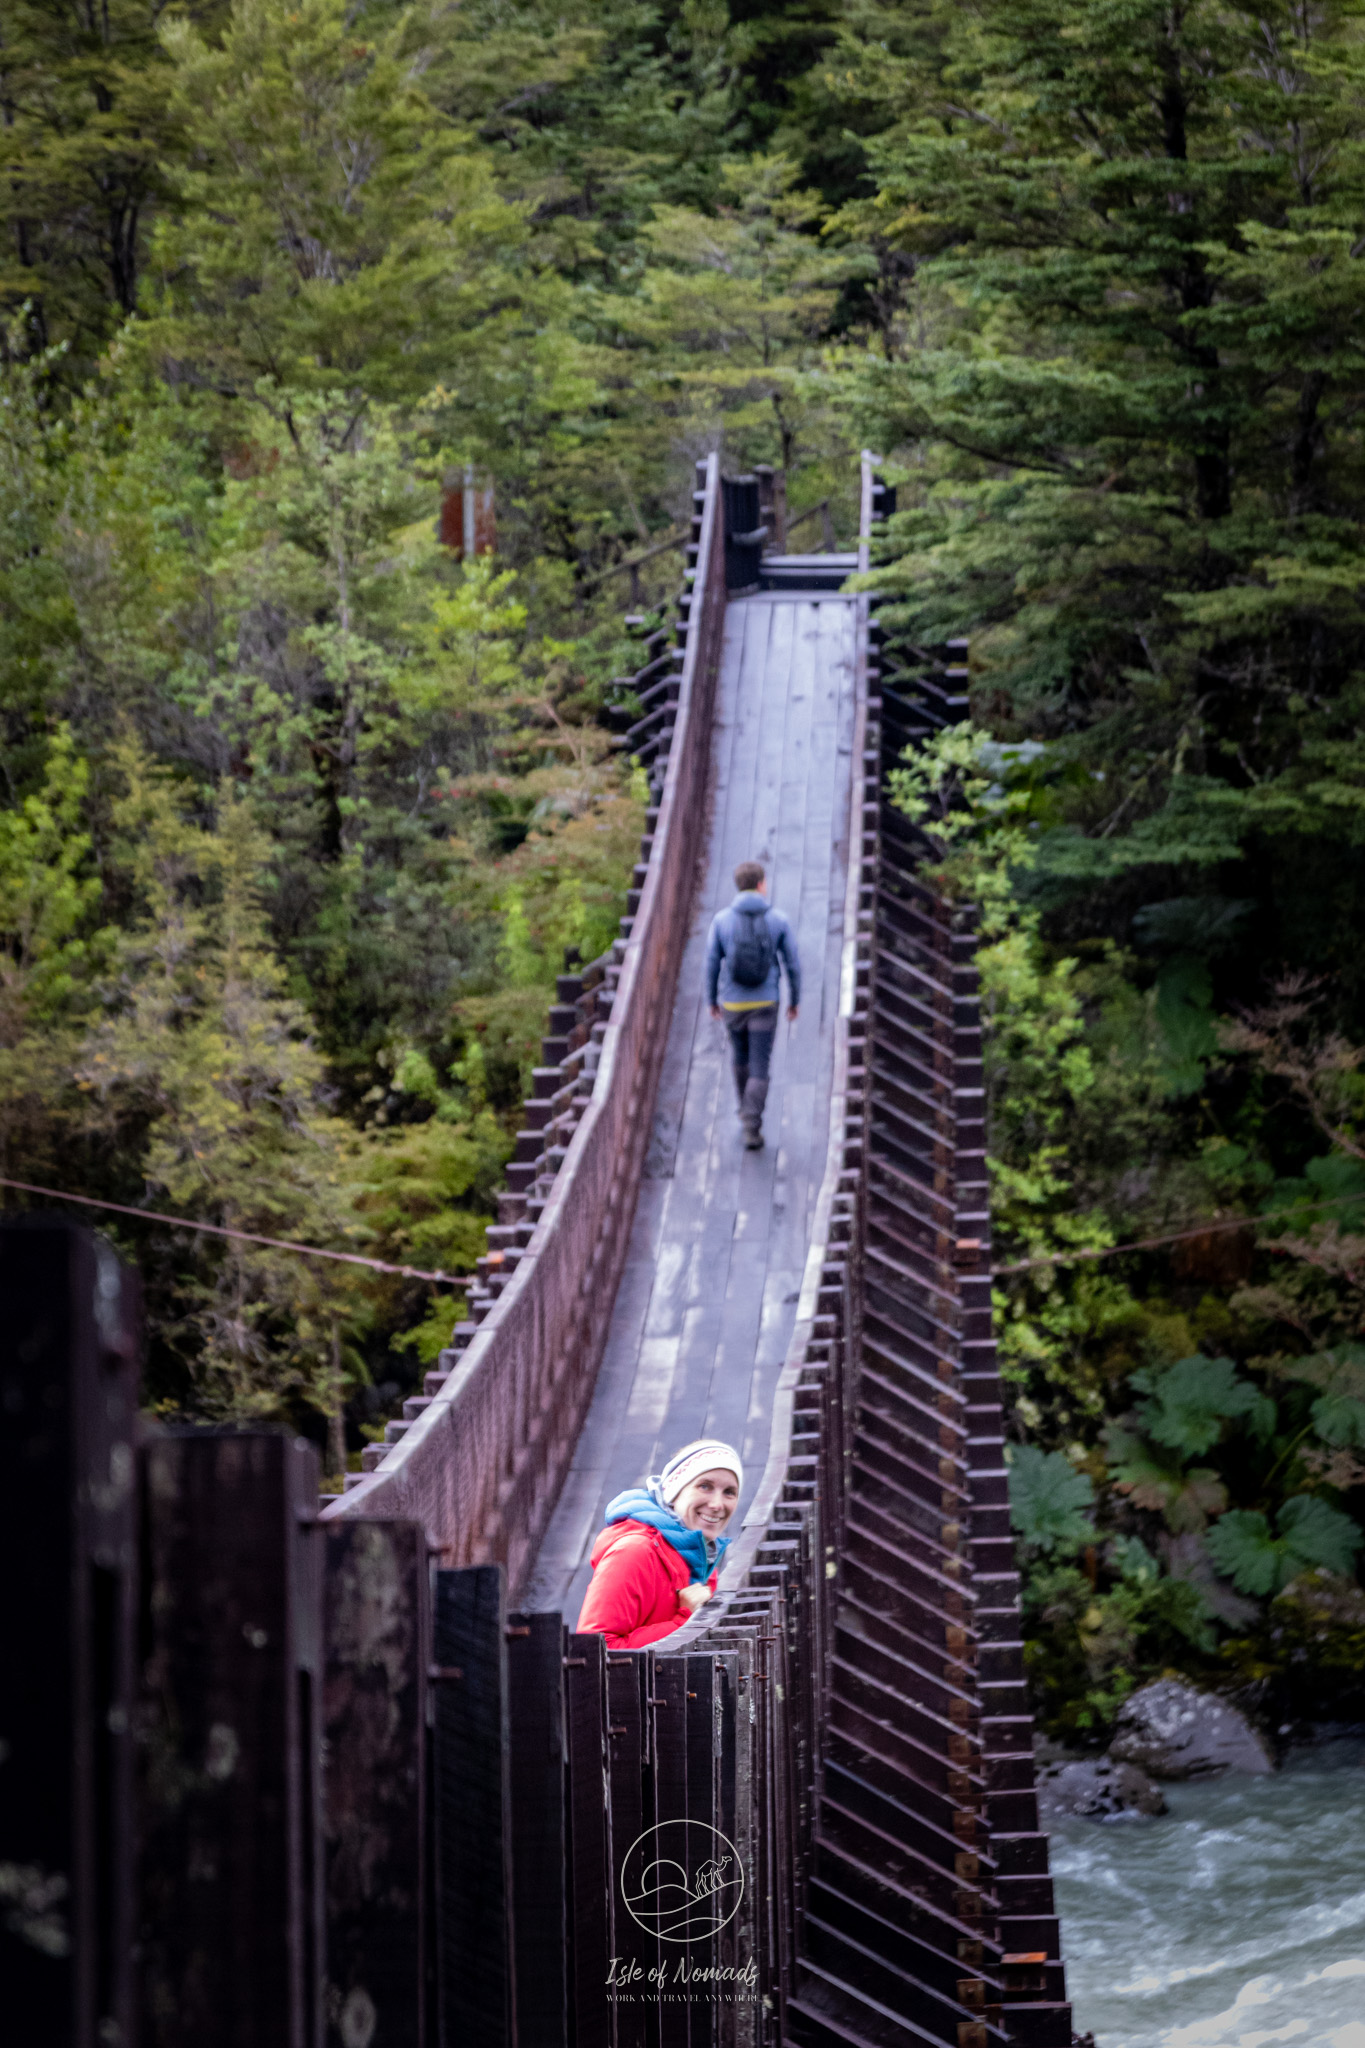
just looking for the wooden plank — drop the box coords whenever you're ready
[565,1629,617,2048]
[137,1429,323,2048]
[634,1651,666,2048]
[711,1653,742,2048]
[683,1654,719,2048]
[507,1611,569,2047]
[606,1650,652,2048]
[322,1518,429,2048]
[717,599,774,883]
[432,1566,513,2048]
[768,602,819,907]
[0,1219,139,2048]
[727,599,788,880]
[765,1598,797,2035]
[726,1642,760,2048]
[649,1656,690,2048]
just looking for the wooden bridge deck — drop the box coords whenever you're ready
[525,586,860,1617]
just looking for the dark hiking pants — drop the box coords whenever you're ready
[724,1005,778,1132]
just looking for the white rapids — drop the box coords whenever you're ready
[1050,1736,1365,2048]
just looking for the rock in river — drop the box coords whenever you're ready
[1036,1755,1167,1822]
[1109,1678,1273,1779]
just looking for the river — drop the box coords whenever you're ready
[1049,1734,1365,2048]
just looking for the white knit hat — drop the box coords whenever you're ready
[659,1440,743,1506]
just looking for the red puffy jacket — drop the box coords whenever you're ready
[576,1518,718,1650]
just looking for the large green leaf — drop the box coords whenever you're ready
[1283,1345,1365,1448]
[1007,1445,1095,1554]
[1205,1511,1284,1596]
[1311,1392,1365,1449]
[1105,1424,1228,1534]
[1278,1496,1364,1578]
[1131,1355,1271,1459]
[1206,1497,1364,1596]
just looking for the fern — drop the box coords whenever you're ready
[1007,1445,1095,1553]
[1108,1533,1160,1586]
[1206,1496,1364,1597]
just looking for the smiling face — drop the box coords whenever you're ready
[674,1468,739,1537]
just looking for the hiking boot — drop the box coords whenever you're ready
[743,1123,764,1150]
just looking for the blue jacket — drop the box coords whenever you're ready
[604,1483,729,1584]
[705,893,801,1009]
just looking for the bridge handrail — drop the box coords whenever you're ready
[324,455,727,1587]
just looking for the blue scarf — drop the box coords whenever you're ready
[604,1482,729,1585]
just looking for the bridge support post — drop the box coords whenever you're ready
[136,1427,324,2048]
[0,1219,139,2048]
[507,1611,570,2045]
[432,1565,515,2048]
[564,1629,617,2048]
[322,1518,431,2048]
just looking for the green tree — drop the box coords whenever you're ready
[849,0,1365,1001]
[0,2,227,363]
[0,725,111,1180]
[147,0,522,405]
[631,151,859,470]
[78,740,362,1437]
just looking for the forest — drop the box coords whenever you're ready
[3,0,1365,1737]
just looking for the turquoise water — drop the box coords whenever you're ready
[1049,1738,1365,2048]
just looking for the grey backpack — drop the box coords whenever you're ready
[729,906,775,987]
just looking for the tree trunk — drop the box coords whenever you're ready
[1291,368,1327,508]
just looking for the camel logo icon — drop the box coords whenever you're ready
[620,1820,744,1943]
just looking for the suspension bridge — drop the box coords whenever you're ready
[4,458,1078,2048]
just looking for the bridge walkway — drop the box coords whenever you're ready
[525,585,859,1618]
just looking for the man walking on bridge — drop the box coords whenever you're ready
[707,861,800,1150]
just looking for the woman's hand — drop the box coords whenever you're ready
[677,1582,712,1614]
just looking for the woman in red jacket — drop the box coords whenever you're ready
[576,1439,743,1650]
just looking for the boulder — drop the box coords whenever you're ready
[1109,1678,1273,1779]
[1035,1755,1167,1822]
